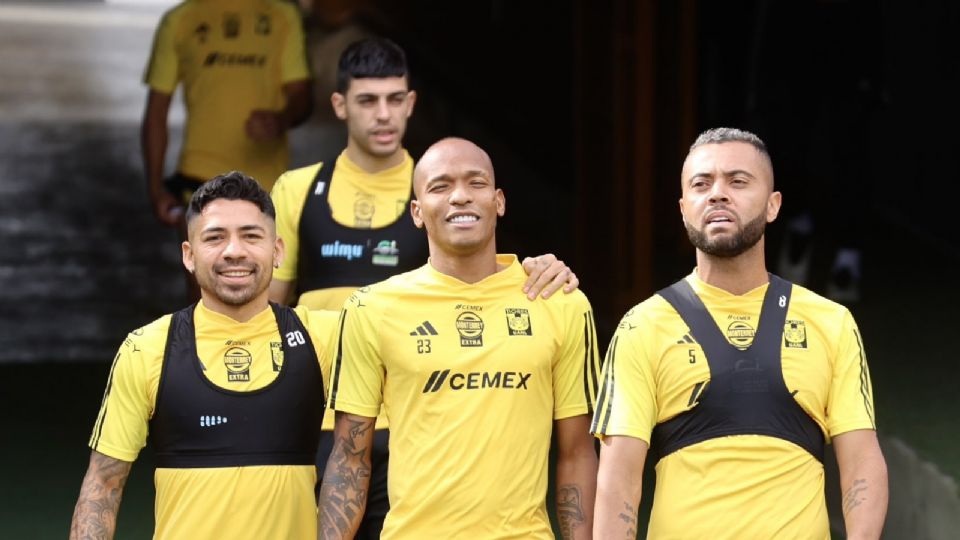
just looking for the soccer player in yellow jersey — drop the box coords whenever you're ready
[69,173,335,540]
[270,38,578,538]
[591,128,888,539]
[143,0,313,228]
[318,138,600,540]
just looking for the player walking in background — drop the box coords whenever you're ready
[270,37,579,539]
[143,0,313,227]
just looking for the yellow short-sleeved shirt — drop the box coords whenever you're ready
[89,302,337,540]
[329,255,601,539]
[592,272,876,539]
[144,0,310,189]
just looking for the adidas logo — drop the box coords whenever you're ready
[200,415,228,427]
[676,333,697,345]
[409,321,439,336]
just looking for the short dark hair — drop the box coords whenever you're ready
[689,127,770,159]
[336,37,408,93]
[185,171,275,223]
[688,127,774,182]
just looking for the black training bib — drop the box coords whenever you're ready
[150,303,324,468]
[296,157,427,295]
[650,274,825,463]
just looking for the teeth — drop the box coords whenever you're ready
[450,215,478,223]
[223,271,251,277]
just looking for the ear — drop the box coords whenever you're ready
[678,197,687,225]
[405,90,417,118]
[331,92,347,120]
[495,188,506,217]
[410,199,424,229]
[181,240,195,274]
[766,190,782,223]
[273,235,286,269]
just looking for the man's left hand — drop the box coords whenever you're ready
[522,254,579,300]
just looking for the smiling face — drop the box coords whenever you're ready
[679,141,781,258]
[182,199,283,315]
[332,76,416,162]
[411,138,505,259]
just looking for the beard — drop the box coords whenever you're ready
[196,264,266,307]
[685,211,767,258]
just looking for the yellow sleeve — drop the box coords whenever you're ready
[326,288,384,418]
[277,2,311,83]
[552,293,601,419]
[591,309,658,443]
[88,319,168,461]
[825,310,876,436]
[298,306,341,398]
[271,164,320,282]
[143,8,181,93]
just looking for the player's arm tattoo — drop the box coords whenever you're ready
[318,415,375,540]
[842,478,869,516]
[69,451,132,540]
[617,500,638,539]
[557,484,586,539]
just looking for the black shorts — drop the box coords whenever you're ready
[163,173,205,207]
[316,429,390,539]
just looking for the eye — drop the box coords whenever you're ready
[389,94,405,105]
[427,183,448,193]
[356,96,375,106]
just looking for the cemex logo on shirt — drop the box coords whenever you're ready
[203,52,267,67]
[422,369,532,393]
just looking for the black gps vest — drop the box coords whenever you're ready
[650,275,825,463]
[296,157,427,295]
[149,303,324,468]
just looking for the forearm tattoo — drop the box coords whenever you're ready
[557,485,585,539]
[318,417,375,540]
[69,452,132,540]
[617,501,638,539]
[842,478,869,515]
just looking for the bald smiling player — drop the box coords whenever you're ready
[318,138,601,540]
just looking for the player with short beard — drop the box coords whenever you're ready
[592,127,888,539]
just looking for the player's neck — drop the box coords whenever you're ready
[199,291,269,323]
[427,241,501,284]
[694,239,769,295]
[344,142,405,174]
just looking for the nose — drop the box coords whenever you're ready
[708,181,730,204]
[221,235,246,260]
[448,182,473,206]
[375,97,390,121]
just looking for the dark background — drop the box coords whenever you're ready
[1,0,958,537]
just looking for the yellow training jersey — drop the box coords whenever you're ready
[144,0,310,189]
[89,302,337,540]
[592,271,876,539]
[329,255,601,539]
[271,150,415,309]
